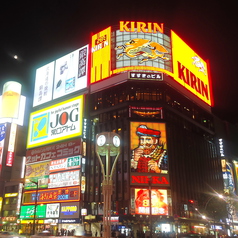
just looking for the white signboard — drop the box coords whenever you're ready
[53,45,88,99]
[46,203,60,218]
[33,61,55,107]
[27,95,84,149]
[48,170,80,188]
[49,156,81,173]
[32,45,88,107]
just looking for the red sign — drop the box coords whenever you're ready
[6,151,14,166]
[26,139,81,164]
[130,173,170,187]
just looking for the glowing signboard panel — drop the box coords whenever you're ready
[33,61,55,107]
[0,95,26,126]
[20,204,47,219]
[48,169,80,188]
[49,156,81,173]
[60,202,80,218]
[27,95,84,149]
[130,122,168,174]
[171,31,212,105]
[132,188,168,215]
[90,21,172,84]
[46,203,60,218]
[33,45,88,107]
[91,27,111,83]
[53,46,88,99]
[0,124,6,173]
[23,186,80,204]
[25,161,50,190]
[26,139,81,164]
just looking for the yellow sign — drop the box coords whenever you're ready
[5,193,18,197]
[171,31,212,106]
[91,27,111,83]
[27,95,84,149]
[25,161,50,178]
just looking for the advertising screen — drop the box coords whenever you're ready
[130,122,168,174]
[133,188,168,215]
[23,186,80,204]
[48,169,80,188]
[49,156,81,173]
[27,95,84,149]
[171,31,212,105]
[33,45,89,107]
[20,204,47,219]
[60,202,80,218]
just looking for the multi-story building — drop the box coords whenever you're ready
[18,20,238,237]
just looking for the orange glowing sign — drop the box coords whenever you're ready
[171,31,212,105]
[90,27,112,83]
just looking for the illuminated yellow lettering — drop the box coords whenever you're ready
[147,22,152,33]
[120,21,130,32]
[131,21,135,32]
[137,22,147,33]
[119,21,164,34]
[153,23,164,34]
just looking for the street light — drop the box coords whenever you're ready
[25,178,38,235]
[96,132,121,238]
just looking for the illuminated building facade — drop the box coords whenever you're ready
[85,21,226,237]
[19,20,238,237]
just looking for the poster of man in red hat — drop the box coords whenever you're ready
[130,122,168,174]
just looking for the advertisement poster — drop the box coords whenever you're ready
[48,170,80,188]
[130,122,168,174]
[53,45,88,99]
[49,156,81,173]
[25,161,50,190]
[27,95,84,149]
[46,203,60,218]
[134,188,168,215]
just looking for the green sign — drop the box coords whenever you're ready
[24,175,49,190]
[20,205,47,219]
[67,156,80,167]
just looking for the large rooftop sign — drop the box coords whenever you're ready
[171,31,212,106]
[90,21,172,84]
[90,20,212,106]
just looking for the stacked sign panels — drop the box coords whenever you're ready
[20,45,89,231]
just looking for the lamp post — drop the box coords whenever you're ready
[26,179,38,235]
[96,132,121,238]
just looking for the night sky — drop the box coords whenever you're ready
[0,0,238,123]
